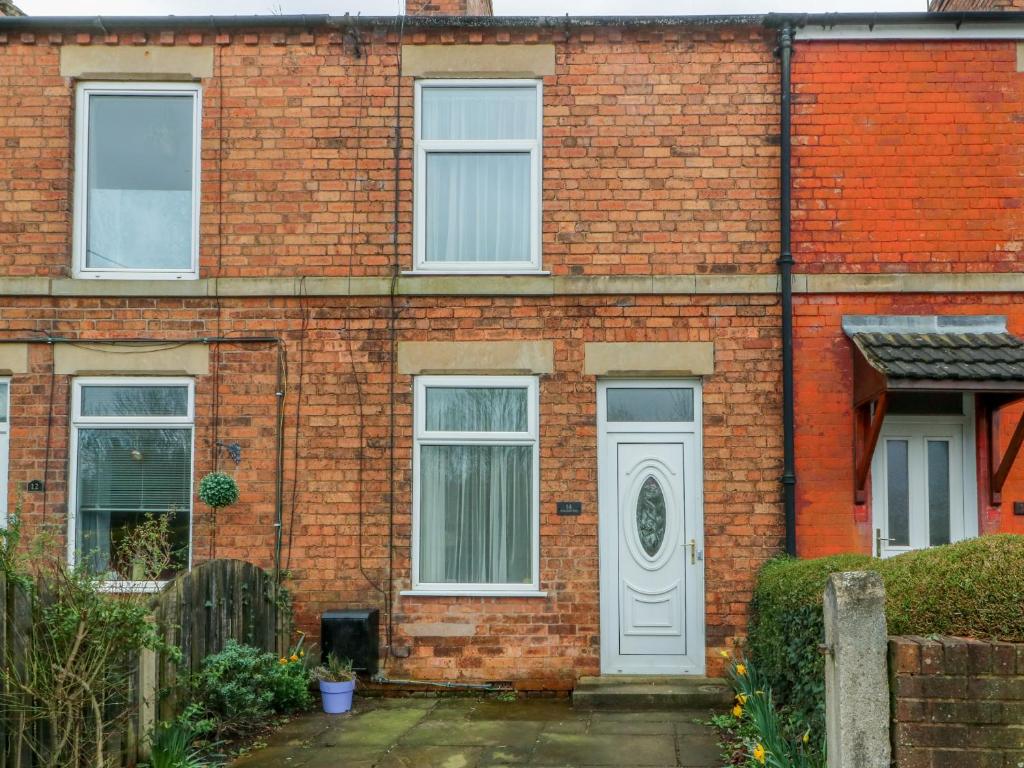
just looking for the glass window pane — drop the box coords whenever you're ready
[425,152,531,264]
[607,388,694,423]
[421,86,537,141]
[419,444,532,584]
[886,440,910,547]
[887,393,964,416]
[928,440,952,547]
[425,387,528,432]
[76,427,191,579]
[86,94,194,271]
[0,381,7,424]
[81,385,189,418]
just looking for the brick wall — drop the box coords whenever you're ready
[929,0,1024,10]
[0,23,779,279]
[1,291,784,686]
[793,41,1024,273]
[890,636,1024,766]
[794,293,1024,558]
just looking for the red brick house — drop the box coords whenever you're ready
[1,0,1023,690]
[791,3,1024,561]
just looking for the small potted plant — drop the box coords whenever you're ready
[314,655,356,714]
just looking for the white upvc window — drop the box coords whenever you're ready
[410,376,541,595]
[73,82,202,280]
[414,80,543,273]
[68,378,195,589]
[0,378,8,527]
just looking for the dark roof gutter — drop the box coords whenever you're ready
[3,11,1024,33]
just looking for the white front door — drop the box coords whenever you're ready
[598,380,705,675]
[872,414,977,558]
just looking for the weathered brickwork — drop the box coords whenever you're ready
[890,636,1024,767]
[793,41,1024,274]
[1,292,783,685]
[0,24,779,280]
[0,18,787,685]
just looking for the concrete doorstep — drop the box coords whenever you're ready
[571,676,733,711]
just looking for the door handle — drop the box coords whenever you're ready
[689,539,696,565]
[875,528,894,558]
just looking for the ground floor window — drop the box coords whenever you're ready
[872,393,977,557]
[69,378,194,583]
[412,376,539,593]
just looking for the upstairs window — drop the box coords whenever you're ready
[414,81,542,272]
[74,82,201,280]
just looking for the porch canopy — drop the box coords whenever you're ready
[842,316,1024,504]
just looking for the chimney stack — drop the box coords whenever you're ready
[405,0,494,15]
[929,0,1024,9]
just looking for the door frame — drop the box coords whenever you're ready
[597,378,706,676]
[871,395,978,558]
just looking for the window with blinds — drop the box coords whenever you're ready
[71,379,193,582]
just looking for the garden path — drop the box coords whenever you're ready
[231,696,721,768]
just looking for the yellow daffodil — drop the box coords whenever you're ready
[803,731,810,745]
[737,693,748,705]
[279,658,288,665]
[719,650,730,658]
[753,744,766,765]
[300,651,305,657]
[290,654,299,662]
[731,704,743,718]
[736,663,747,676]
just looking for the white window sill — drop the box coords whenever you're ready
[402,270,551,277]
[400,589,548,598]
[97,580,168,594]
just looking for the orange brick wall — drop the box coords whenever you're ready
[0,24,779,279]
[794,294,1024,559]
[792,41,1024,274]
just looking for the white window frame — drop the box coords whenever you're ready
[0,378,9,528]
[413,79,543,274]
[73,81,202,281]
[67,377,196,592]
[407,375,543,596]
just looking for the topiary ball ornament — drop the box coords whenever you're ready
[198,472,240,509]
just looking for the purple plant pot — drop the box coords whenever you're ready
[319,679,355,714]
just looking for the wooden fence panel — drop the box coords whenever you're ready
[1,559,285,767]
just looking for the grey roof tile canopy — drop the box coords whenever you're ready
[842,315,1024,382]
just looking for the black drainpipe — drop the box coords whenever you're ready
[777,23,797,557]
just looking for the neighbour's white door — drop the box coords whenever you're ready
[872,417,975,558]
[598,380,705,675]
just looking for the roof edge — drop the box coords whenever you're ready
[4,12,1024,33]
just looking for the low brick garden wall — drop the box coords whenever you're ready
[889,636,1024,766]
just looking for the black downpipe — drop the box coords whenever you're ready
[777,24,797,557]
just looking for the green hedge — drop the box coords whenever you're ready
[748,535,1024,734]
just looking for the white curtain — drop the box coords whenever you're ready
[421,86,536,265]
[419,386,532,584]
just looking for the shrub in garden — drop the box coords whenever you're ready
[189,640,312,738]
[748,534,1024,735]
[0,509,180,768]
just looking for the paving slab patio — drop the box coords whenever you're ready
[231,696,722,768]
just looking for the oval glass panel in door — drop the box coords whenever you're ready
[636,476,667,557]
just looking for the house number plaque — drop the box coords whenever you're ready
[26,479,44,492]
[556,501,582,517]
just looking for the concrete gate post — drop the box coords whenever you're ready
[823,571,890,768]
